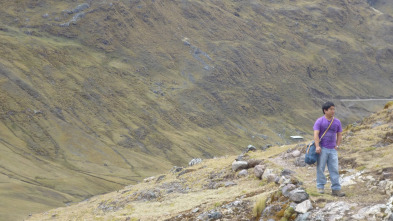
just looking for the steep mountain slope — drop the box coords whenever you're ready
[28,103,393,220]
[1,0,393,219]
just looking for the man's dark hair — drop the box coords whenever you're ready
[322,101,335,114]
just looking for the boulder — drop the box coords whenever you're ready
[225,181,237,187]
[294,154,307,167]
[144,176,155,183]
[188,158,202,166]
[247,159,263,168]
[247,144,257,152]
[170,166,183,173]
[295,212,310,221]
[352,204,387,220]
[281,169,296,177]
[232,161,248,171]
[262,169,274,180]
[295,200,313,214]
[288,189,309,203]
[208,211,222,219]
[262,169,278,183]
[261,144,272,151]
[278,176,291,185]
[282,184,297,197]
[254,165,266,179]
[292,150,301,157]
[238,169,248,177]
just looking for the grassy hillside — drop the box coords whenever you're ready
[27,103,393,220]
[0,0,393,219]
[370,0,393,15]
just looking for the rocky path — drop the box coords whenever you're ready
[268,145,393,221]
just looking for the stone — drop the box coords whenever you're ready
[294,154,307,167]
[292,150,301,157]
[171,166,183,173]
[295,212,310,221]
[290,202,298,208]
[197,212,209,220]
[266,174,278,183]
[352,204,388,220]
[366,176,375,181]
[137,189,160,201]
[288,189,309,203]
[384,180,393,195]
[262,169,274,180]
[261,144,272,151]
[232,200,242,206]
[282,184,297,197]
[281,169,295,177]
[254,165,266,179]
[225,181,237,187]
[208,211,222,219]
[144,176,155,182]
[295,200,313,214]
[340,174,357,186]
[232,161,248,171]
[312,201,356,220]
[247,144,257,152]
[188,158,202,166]
[278,176,291,185]
[247,159,263,168]
[238,169,248,177]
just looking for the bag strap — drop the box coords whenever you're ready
[320,117,334,140]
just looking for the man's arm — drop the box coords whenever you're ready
[314,130,321,154]
[335,132,342,150]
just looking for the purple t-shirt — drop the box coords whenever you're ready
[313,116,342,149]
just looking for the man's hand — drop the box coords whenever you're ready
[316,146,321,154]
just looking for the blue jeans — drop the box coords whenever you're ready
[316,147,341,190]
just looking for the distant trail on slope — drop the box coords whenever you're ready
[339,98,393,102]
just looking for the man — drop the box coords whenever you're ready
[313,101,345,197]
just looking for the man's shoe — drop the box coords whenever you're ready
[317,188,324,194]
[332,190,345,197]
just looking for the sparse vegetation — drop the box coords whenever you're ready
[364,147,376,152]
[356,165,366,171]
[252,196,267,218]
[384,101,393,109]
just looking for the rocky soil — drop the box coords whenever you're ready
[28,104,393,220]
